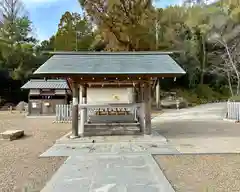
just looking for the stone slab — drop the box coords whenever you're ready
[0,130,24,141]
[40,142,179,157]
[56,131,167,145]
[41,154,175,192]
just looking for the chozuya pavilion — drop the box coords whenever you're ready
[33,51,185,138]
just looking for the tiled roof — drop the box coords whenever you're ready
[33,52,186,76]
[21,79,69,89]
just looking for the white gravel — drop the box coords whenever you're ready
[0,112,70,192]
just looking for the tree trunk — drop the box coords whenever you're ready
[224,41,240,95]
[200,35,206,85]
[227,71,234,97]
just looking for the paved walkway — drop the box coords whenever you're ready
[41,154,175,192]
[41,133,177,192]
[40,131,177,192]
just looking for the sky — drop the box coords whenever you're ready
[22,0,182,41]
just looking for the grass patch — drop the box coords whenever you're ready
[229,95,240,102]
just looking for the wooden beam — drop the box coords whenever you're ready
[86,83,137,88]
[71,81,79,138]
[144,81,152,135]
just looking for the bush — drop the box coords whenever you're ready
[176,84,229,106]
[195,84,215,100]
[176,89,199,106]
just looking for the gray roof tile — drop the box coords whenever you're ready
[33,52,185,75]
[21,79,69,89]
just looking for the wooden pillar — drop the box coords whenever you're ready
[144,81,152,135]
[79,84,87,137]
[28,93,31,115]
[156,78,161,109]
[136,83,141,103]
[140,83,144,102]
[71,81,79,138]
[137,83,145,133]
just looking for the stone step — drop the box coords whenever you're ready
[83,130,141,136]
[83,123,141,136]
[85,122,140,127]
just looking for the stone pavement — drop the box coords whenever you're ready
[40,142,179,157]
[41,131,179,157]
[40,132,177,192]
[41,154,175,192]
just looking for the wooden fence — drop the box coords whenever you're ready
[227,101,240,121]
[55,104,72,123]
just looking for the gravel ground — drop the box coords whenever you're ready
[155,154,240,192]
[0,112,70,192]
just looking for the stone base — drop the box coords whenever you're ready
[0,130,24,141]
[69,135,79,139]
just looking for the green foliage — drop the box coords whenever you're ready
[80,0,156,51]
[177,84,229,106]
[195,84,215,100]
[0,0,37,81]
[177,89,200,105]
[54,12,94,51]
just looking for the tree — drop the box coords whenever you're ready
[79,0,156,51]
[0,0,37,80]
[207,4,240,96]
[0,0,34,45]
[184,5,216,85]
[208,33,240,96]
[54,11,94,51]
[36,36,55,52]
[156,6,188,50]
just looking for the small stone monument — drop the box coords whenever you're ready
[0,130,24,141]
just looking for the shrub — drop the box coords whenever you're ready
[176,84,229,106]
[176,89,199,105]
[195,84,215,100]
